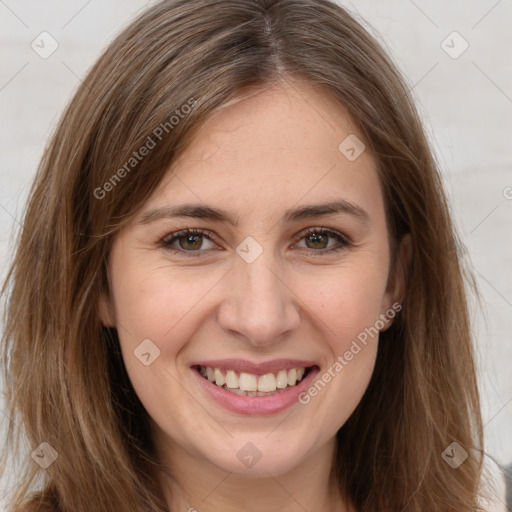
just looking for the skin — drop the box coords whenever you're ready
[99,78,409,512]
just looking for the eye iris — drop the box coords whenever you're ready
[180,234,202,250]
[306,232,328,249]
[174,231,333,251]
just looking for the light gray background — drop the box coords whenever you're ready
[0,0,511,509]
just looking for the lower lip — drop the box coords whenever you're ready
[191,366,320,416]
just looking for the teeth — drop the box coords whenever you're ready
[214,368,225,386]
[225,370,238,389]
[239,372,258,392]
[227,387,246,396]
[276,369,288,389]
[258,373,276,392]
[197,365,309,394]
[206,367,215,382]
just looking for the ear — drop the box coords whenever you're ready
[98,289,116,328]
[380,233,412,332]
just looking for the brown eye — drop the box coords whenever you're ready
[179,233,203,250]
[304,231,330,249]
[295,227,350,256]
[161,228,216,255]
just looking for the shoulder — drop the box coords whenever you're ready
[478,454,510,512]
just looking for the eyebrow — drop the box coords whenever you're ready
[139,199,370,226]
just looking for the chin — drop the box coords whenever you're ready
[199,433,311,477]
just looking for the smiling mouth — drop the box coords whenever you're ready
[193,365,314,397]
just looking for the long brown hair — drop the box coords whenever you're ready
[1,0,487,510]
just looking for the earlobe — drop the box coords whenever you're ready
[98,291,116,328]
[392,233,412,305]
[380,233,412,330]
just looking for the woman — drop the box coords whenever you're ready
[0,0,493,510]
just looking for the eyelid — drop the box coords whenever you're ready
[293,226,350,246]
[160,227,220,248]
[159,226,351,257]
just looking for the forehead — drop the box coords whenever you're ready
[143,79,382,223]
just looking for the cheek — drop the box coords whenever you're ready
[294,258,387,413]
[110,256,220,347]
[303,261,388,347]
[108,263,209,430]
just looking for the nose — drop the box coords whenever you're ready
[216,251,301,346]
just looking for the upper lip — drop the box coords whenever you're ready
[192,359,318,376]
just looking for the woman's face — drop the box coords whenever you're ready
[100,80,405,478]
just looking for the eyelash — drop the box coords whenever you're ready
[159,227,351,258]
